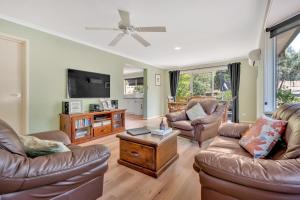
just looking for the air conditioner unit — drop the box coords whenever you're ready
[248,49,261,66]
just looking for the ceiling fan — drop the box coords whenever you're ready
[85,10,167,47]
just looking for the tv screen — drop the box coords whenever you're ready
[67,69,110,98]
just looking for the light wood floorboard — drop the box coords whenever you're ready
[83,116,206,200]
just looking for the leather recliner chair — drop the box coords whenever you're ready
[166,99,227,146]
[0,119,110,200]
[193,103,300,200]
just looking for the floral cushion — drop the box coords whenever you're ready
[239,115,287,159]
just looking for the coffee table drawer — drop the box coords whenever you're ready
[120,140,155,170]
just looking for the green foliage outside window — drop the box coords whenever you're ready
[177,73,191,97]
[176,70,232,100]
[277,89,297,105]
[277,46,300,105]
[277,47,300,89]
[214,71,231,90]
[216,90,232,101]
[134,85,144,93]
[192,73,212,96]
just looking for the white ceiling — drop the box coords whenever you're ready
[0,0,268,68]
[265,0,300,28]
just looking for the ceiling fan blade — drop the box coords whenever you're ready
[108,33,125,46]
[131,33,151,47]
[118,9,130,26]
[85,27,119,31]
[135,26,166,32]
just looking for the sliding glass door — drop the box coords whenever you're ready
[276,27,300,107]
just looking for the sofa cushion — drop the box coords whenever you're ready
[0,118,26,156]
[272,103,300,144]
[272,103,300,159]
[239,115,287,159]
[18,134,70,158]
[218,123,250,139]
[187,99,218,115]
[186,103,207,121]
[172,120,193,131]
[179,129,195,138]
[206,136,252,158]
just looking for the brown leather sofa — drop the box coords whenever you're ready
[166,98,227,146]
[193,103,300,200]
[0,118,110,200]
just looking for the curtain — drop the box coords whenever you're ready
[228,63,241,123]
[169,70,180,101]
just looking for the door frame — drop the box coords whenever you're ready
[0,32,29,134]
[143,68,148,119]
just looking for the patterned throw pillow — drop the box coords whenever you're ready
[239,115,287,159]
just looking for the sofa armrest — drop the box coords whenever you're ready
[0,144,110,194]
[191,114,221,126]
[218,123,250,139]
[166,110,187,122]
[195,150,300,194]
[32,130,71,145]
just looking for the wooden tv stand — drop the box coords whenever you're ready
[60,109,126,144]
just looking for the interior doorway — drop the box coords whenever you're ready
[0,34,28,134]
[123,65,146,119]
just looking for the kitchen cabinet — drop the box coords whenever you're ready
[124,98,143,115]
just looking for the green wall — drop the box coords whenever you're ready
[0,18,165,133]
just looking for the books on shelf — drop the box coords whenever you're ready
[93,120,111,128]
[75,130,88,139]
[93,122,103,128]
[102,120,111,126]
[75,118,91,129]
[151,128,173,136]
[94,116,108,121]
[113,114,122,120]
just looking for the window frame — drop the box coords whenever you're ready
[263,32,277,113]
[178,66,229,97]
[124,77,144,95]
[264,27,300,113]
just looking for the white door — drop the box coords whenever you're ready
[0,35,26,134]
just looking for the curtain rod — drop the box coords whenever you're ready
[179,64,228,72]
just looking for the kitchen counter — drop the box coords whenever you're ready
[123,97,144,99]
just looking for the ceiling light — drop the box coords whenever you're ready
[174,46,181,50]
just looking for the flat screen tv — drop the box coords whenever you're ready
[67,69,110,98]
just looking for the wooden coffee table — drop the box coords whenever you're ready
[117,129,180,178]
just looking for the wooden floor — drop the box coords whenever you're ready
[83,116,205,200]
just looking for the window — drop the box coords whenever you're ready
[177,73,191,97]
[276,28,300,106]
[177,69,231,101]
[264,15,300,113]
[124,77,144,95]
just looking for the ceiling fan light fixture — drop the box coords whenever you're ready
[174,46,182,50]
[86,9,166,47]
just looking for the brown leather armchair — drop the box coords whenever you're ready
[166,99,227,146]
[0,118,110,200]
[194,103,300,200]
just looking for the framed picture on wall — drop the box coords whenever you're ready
[155,74,161,86]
